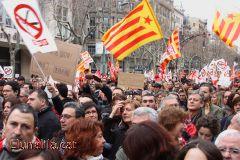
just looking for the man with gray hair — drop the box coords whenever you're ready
[115,107,158,160]
[215,129,240,160]
[228,113,240,131]
[132,107,158,124]
[158,95,179,110]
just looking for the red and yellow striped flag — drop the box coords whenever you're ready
[102,0,163,61]
[212,10,240,48]
[159,29,181,67]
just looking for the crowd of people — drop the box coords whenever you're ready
[0,74,240,160]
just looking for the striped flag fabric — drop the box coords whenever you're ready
[102,0,163,61]
[76,51,94,72]
[212,10,240,47]
[159,29,181,67]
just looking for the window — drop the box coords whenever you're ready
[89,30,95,39]
[90,17,95,27]
[117,1,122,10]
[0,5,3,23]
[56,5,69,38]
[62,7,68,21]
[5,17,11,27]
[56,6,62,20]
[56,5,68,21]
[103,17,109,27]
[88,45,96,55]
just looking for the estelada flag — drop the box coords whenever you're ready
[102,0,163,61]
[159,28,181,67]
[212,10,240,48]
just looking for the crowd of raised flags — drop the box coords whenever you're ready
[1,0,240,86]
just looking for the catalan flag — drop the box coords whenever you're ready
[102,0,163,61]
[159,29,181,67]
[76,51,94,72]
[212,10,240,47]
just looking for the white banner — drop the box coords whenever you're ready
[2,0,57,54]
[0,66,4,75]
[3,66,13,79]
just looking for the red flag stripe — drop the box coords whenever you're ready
[222,22,234,42]
[125,4,144,19]
[219,19,226,34]
[107,26,145,51]
[103,23,122,41]
[113,31,157,58]
[229,23,240,46]
[103,5,144,40]
[105,17,141,46]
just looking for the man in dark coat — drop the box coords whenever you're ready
[27,89,60,140]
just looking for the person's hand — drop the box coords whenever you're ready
[46,83,58,97]
[99,90,107,101]
[109,100,125,118]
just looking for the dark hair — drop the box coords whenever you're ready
[31,89,49,105]
[2,97,21,119]
[63,102,85,118]
[23,82,33,90]
[7,103,38,128]
[3,97,21,110]
[112,94,127,106]
[17,149,62,160]
[0,80,6,86]
[200,83,213,93]
[81,101,101,120]
[176,139,223,160]
[196,115,220,137]
[17,76,25,81]
[227,92,240,110]
[113,87,124,95]
[56,83,68,98]
[123,121,176,160]
[4,81,20,96]
[232,96,240,113]
[142,92,155,97]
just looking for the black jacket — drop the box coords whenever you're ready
[37,106,61,140]
[52,96,74,114]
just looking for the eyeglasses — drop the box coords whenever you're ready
[60,114,73,120]
[85,110,97,115]
[218,147,240,155]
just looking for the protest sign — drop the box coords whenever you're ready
[118,72,145,89]
[2,0,57,54]
[30,40,81,84]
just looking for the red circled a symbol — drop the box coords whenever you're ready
[14,4,43,39]
[4,68,12,75]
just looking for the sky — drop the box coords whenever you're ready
[174,0,240,31]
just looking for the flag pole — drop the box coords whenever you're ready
[32,54,46,79]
